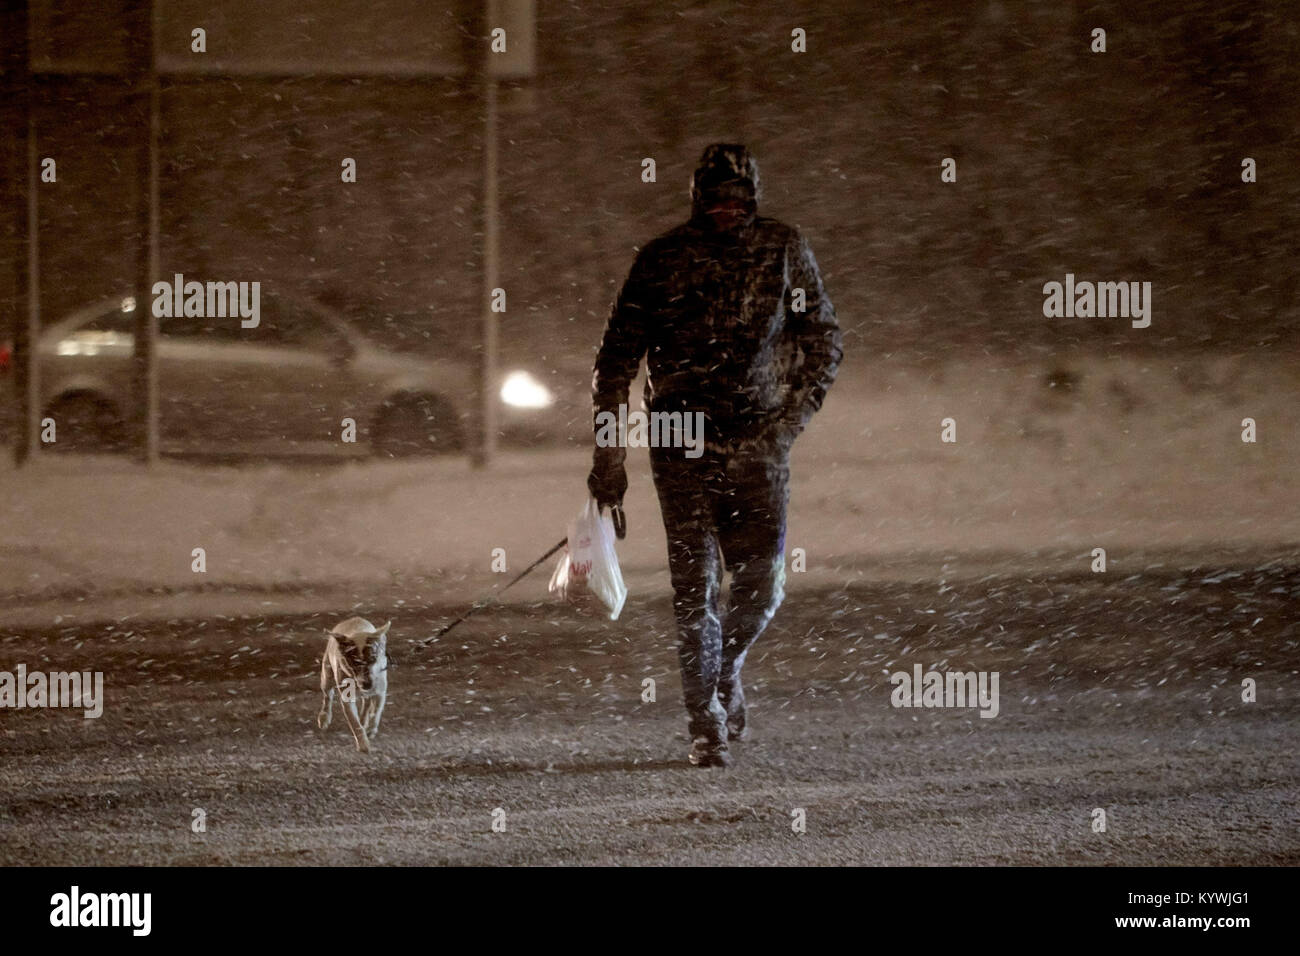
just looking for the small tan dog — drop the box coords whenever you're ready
[317,617,390,753]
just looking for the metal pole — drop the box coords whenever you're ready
[132,0,160,463]
[18,98,41,464]
[473,2,499,468]
[13,0,40,466]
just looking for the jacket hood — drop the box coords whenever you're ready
[690,143,760,230]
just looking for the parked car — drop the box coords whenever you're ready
[1,293,568,457]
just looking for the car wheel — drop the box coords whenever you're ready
[373,395,462,457]
[43,394,127,453]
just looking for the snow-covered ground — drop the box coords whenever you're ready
[2,351,1296,627]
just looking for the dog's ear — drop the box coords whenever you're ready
[374,621,392,639]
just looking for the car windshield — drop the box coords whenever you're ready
[49,298,138,355]
[76,298,139,334]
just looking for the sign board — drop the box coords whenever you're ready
[29,0,536,77]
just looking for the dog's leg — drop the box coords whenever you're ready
[368,690,386,738]
[318,687,335,729]
[318,657,334,729]
[358,696,373,736]
[365,669,388,738]
[340,682,370,753]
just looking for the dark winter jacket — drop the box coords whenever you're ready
[592,144,843,454]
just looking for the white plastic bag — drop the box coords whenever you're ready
[548,497,628,620]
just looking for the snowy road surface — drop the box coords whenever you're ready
[1,562,1297,865]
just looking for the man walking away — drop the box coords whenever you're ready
[589,143,843,767]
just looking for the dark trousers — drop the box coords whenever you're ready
[650,441,790,737]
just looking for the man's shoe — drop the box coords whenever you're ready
[687,700,731,768]
[719,681,748,741]
[689,735,732,768]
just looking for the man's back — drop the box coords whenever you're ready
[594,213,839,443]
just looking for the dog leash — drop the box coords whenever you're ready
[417,535,569,646]
[417,504,625,647]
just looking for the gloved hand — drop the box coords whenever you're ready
[588,445,627,511]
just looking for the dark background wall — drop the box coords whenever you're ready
[3,0,1297,375]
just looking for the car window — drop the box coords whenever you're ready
[155,295,347,351]
[160,313,245,342]
[255,298,347,352]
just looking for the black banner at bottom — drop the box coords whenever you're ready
[0,866,1278,942]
